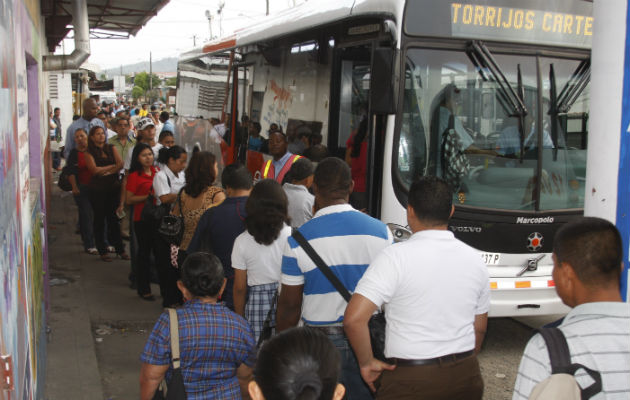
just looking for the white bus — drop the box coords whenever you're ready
[177,0,592,317]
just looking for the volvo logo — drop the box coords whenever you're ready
[527,232,544,251]
[449,226,482,233]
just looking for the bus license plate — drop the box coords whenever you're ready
[481,253,501,265]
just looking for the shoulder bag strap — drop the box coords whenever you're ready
[167,308,181,369]
[291,230,352,302]
[537,327,571,374]
[537,327,603,398]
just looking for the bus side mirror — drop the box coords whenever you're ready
[370,48,399,114]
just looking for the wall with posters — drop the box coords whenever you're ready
[0,0,49,398]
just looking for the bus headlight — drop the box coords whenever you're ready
[387,223,412,243]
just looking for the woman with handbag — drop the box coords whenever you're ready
[231,179,291,342]
[125,143,159,301]
[153,145,187,307]
[140,252,257,400]
[67,128,98,255]
[84,125,129,262]
[171,151,225,265]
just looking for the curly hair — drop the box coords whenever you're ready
[180,252,225,298]
[245,179,289,245]
[255,327,341,400]
[184,151,217,198]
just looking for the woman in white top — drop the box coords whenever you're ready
[153,145,187,307]
[232,179,292,342]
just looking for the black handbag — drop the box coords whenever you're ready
[57,166,73,191]
[141,194,169,222]
[152,308,187,400]
[291,230,387,362]
[158,190,185,245]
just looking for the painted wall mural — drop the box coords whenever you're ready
[0,0,48,399]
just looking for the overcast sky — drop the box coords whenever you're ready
[58,0,307,70]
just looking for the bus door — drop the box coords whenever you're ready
[330,45,380,214]
[226,63,254,165]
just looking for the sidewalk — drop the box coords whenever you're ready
[45,180,165,400]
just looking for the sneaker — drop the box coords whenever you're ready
[86,248,98,255]
[107,246,116,253]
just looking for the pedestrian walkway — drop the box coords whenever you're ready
[45,179,164,400]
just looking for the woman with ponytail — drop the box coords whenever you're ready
[140,252,256,399]
[249,327,345,400]
[231,179,291,342]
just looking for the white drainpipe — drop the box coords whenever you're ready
[43,0,90,71]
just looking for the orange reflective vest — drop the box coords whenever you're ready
[261,154,301,183]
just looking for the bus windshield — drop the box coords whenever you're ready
[396,47,589,212]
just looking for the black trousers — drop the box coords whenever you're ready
[134,220,155,296]
[154,234,183,307]
[89,188,124,255]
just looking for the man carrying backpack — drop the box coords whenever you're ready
[512,217,630,399]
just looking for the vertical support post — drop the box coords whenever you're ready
[588,0,629,300]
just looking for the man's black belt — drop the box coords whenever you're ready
[306,325,345,336]
[393,350,474,366]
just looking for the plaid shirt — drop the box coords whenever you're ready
[141,299,257,399]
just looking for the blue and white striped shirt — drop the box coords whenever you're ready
[281,204,393,325]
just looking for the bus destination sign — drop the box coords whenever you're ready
[404,0,593,49]
[451,3,592,48]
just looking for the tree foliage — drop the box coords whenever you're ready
[134,71,161,91]
[165,77,177,86]
[131,86,145,100]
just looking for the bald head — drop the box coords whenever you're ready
[82,98,99,120]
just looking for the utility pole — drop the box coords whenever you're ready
[217,1,225,38]
[210,10,214,39]
[149,51,153,103]
[266,0,269,15]
[191,34,198,47]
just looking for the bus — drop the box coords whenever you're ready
[176,0,592,317]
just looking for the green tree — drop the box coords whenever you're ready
[131,86,145,100]
[165,77,177,86]
[99,73,107,80]
[134,71,161,92]
[125,74,133,84]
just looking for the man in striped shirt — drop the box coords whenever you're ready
[513,217,630,399]
[277,157,393,400]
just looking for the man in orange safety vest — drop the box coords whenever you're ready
[260,129,301,183]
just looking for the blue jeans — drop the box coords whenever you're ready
[73,184,95,249]
[328,333,374,400]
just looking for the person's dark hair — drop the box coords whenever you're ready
[351,118,368,158]
[54,107,60,112]
[150,105,157,111]
[184,151,217,198]
[160,111,170,121]
[252,122,262,135]
[73,114,80,121]
[270,129,287,141]
[180,252,225,298]
[158,129,174,143]
[408,176,452,225]
[221,163,253,191]
[554,217,623,286]
[128,143,153,174]
[157,145,186,167]
[97,110,108,118]
[87,125,114,161]
[310,132,323,146]
[255,327,341,400]
[313,157,352,201]
[245,179,289,245]
[284,158,314,185]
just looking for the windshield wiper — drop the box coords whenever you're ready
[548,59,590,161]
[466,41,528,160]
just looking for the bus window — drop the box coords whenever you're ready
[538,58,589,211]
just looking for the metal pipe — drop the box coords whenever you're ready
[43,0,90,71]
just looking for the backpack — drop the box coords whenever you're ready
[529,328,602,400]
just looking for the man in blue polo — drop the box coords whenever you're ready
[276,157,393,399]
[63,97,102,158]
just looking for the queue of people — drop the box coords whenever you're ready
[57,104,628,400]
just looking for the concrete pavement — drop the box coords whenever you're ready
[45,180,164,400]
